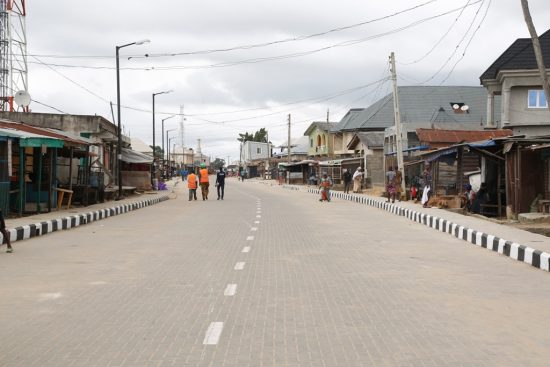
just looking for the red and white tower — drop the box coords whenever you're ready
[0,0,28,112]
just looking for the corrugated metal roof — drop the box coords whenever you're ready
[331,108,366,132]
[0,120,89,146]
[0,127,64,147]
[303,121,335,136]
[121,148,153,164]
[480,29,550,81]
[416,128,513,143]
[339,86,493,131]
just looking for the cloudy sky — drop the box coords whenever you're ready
[22,0,550,162]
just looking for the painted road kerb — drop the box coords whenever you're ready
[1,194,170,245]
[276,183,550,273]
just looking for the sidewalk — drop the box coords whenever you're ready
[272,181,550,273]
[0,180,178,247]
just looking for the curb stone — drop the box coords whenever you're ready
[1,194,171,245]
[281,183,550,273]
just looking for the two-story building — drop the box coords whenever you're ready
[303,121,334,158]
[480,29,550,136]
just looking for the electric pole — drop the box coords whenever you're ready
[287,114,291,165]
[520,0,550,111]
[389,52,406,197]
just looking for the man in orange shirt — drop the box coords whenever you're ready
[187,170,198,201]
[199,163,210,200]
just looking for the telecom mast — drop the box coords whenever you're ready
[0,0,28,112]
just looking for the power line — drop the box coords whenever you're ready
[22,1,438,61]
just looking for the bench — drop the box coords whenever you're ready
[55,188,74,210]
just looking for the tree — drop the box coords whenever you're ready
[211,158,225,170]
[149,145,164,159]
[237,128,268,143]
[521,0,550,111]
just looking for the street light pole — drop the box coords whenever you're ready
[161,115,176,178]
[166,128,177,178]
[151,90,173,188]
[115,39,149,200]
[168,136,177,179]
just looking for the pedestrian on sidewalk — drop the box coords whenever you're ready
[216,167,226,200]
[319,174,333,202]
[385,166,397,203]
[0,209,13,253]
[421,163,433,208]
[394,167,403,202]
[199,163,210,200]
[187,170,198,201]
[343,169,352,194]
[352,167,363,193]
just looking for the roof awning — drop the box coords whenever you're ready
[385,145,430,156]
[0,127,64,148]
[121,148,154,164]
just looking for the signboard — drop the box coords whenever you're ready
[289,172,303,179]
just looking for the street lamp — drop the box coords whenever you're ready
[152,90,173,188]
[161,114,177,177]
[115,38,150,200]
[168,136,178,179]
[166,128,177,177]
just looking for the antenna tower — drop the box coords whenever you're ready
[0,0,28,112]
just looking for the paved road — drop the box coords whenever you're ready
[1,178,550,366]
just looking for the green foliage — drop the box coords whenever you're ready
[211,158,225,170]
[149,145,164,159]
[237,128,268,143]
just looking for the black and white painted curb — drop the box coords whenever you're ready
[1,194,170,245]
[298,187,550,273]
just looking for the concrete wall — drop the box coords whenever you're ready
[509,86,550,127]
[0,112,116,135]
[366,151,384,186]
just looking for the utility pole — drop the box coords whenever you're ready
[287,114,291,164]
[180,104,185,165]
[326,109,330,123]
[389,52,407,197]
[520,0,550,111]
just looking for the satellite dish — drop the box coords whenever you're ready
[452,104,460,110]
[461,105,469,111]
[14,90,31,107]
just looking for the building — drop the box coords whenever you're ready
[480,29,550,136]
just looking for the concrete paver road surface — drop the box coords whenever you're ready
[1,178,550,366]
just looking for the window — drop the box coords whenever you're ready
[528,89,548,108]
[256,147,262,154]
[310,139,313,148]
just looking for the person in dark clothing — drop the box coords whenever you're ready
[472,182,490,214]
[342,169,352,194]
[0,209,13,253]
[216,167,226,200]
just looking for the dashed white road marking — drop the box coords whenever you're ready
[234,262,245,270]
[203,322,224,345]
[89,281,107,285]
[250,227,257,231]
[247,236,254,241]
[242,246,251,253]
[256,215,261,218]
[224,284,237,296]
[254,221,260,224]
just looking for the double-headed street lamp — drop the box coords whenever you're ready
[152,90,173,187]
[166,128,177,177]
[115,38,150,200]
[161,115,177,173]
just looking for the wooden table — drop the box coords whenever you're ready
[54,188,74,210]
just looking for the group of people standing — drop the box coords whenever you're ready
[385,166,403,204]
[342,167,364,194]
[187,164,226,201]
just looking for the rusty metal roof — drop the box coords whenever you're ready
[416,128,513,144]
[0,120,90,146]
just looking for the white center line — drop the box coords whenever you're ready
[254,221,260,224]
[256,215,261,218]
[224,284,237,296]
[203,322,224,345]
[242,246,251,253]
[246,236,254,240]
[234,262,245,270]
[250,227,257,231]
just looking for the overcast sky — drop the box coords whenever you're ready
[23,0,550,162]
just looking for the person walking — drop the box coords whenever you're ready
[187,170,198,201]
[0,209,13,253]
[319,174,333,202]
[421,163,433,208]
[216,167,226,200]
[352,167,363,193]
[394,168,403,202]
[385,166,397,203]
[342,169,352,194]
[199,163,210,200]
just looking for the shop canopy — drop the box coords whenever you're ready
[0,127,63,148]
[121,147,153,164]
